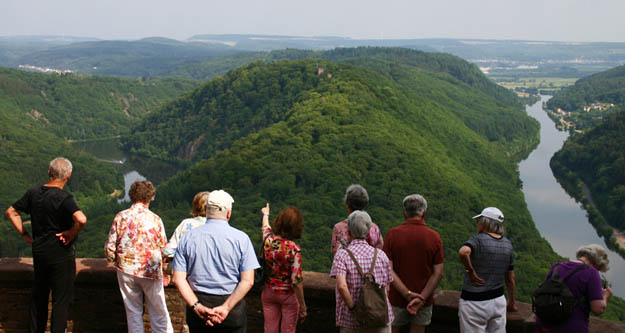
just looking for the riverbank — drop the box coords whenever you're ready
[520,95,625,298]
[550,158,625,259]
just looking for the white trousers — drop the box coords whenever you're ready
[117,270,174,333]
[458,295,507,333]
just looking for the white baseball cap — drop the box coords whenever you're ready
[473,207,504,223]
[207,190,234,210]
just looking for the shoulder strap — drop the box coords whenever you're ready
[562,264,589,283]
[368,248,378,275]
[345,248,365,278]
[551,263,561,281]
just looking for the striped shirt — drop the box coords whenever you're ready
[461,233,514,300]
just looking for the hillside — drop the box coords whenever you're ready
[15,38,240,77]
[0,67,199,256]
[551,109,625,253]
[0,86,121,257]
[124,48,535,161]
[120,49,558,301]
[0,67,198,140]
[548,65,625,111]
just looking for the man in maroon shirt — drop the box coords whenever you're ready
[383,194,444,333]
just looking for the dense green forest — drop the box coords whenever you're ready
[551,109,625,233]
[123,47,536,161]
[118,49,561,305]
[0,68,198,140]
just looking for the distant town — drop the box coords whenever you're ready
[18,64,73,74]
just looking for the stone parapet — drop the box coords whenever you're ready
[0,258,622,332]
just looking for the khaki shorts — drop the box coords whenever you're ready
[391,305,433,327]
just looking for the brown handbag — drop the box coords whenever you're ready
[345,247,389,328]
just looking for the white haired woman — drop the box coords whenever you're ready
[535,244,612,333]
[330,210,394,332]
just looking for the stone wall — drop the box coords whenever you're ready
[1,258,623,332]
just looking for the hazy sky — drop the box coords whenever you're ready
[3,0,625,42]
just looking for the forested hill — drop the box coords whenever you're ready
[547,64,625,111]
[551,109,625,233]
[124,48,535,161]
[0,68,198,140]
[123,49,558,300]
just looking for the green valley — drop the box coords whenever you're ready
[124,48,556,302]
[3,47,624,320]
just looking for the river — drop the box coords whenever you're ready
[72,139,179,202]
[519,95,625,297]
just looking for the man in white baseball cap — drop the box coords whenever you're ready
[472,207,504,223]
[457,207,517,332]
[172,189,259,332]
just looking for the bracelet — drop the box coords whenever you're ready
[263,213,269,216]
[406,290,412,298]
[191,301,201,309]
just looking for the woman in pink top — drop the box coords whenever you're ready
[260,203,307,333]
[332,184,383,255]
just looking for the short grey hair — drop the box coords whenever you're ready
[403,194,427,218]
[48,157,73,180]
[347,210,372,240]
[576,244,609,272]
[344,184,369,211]
[478,216,504,235]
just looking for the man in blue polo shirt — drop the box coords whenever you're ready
[172,190,259,333]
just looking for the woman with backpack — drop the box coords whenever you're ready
[534,244,612,332]
[330,210,394,332]
[260,203,307,333]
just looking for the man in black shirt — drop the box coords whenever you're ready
[5,157,87,333]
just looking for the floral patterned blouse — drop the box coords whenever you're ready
[331,219,384,255]
[104,203,167,280]
[263,226,303,293]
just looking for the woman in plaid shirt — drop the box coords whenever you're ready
[330,210,394,333]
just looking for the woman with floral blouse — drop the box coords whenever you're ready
[260,203,307,333]
[331,184,384,255]
[104,181,173,333]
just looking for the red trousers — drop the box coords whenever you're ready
[261,284,300,333]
